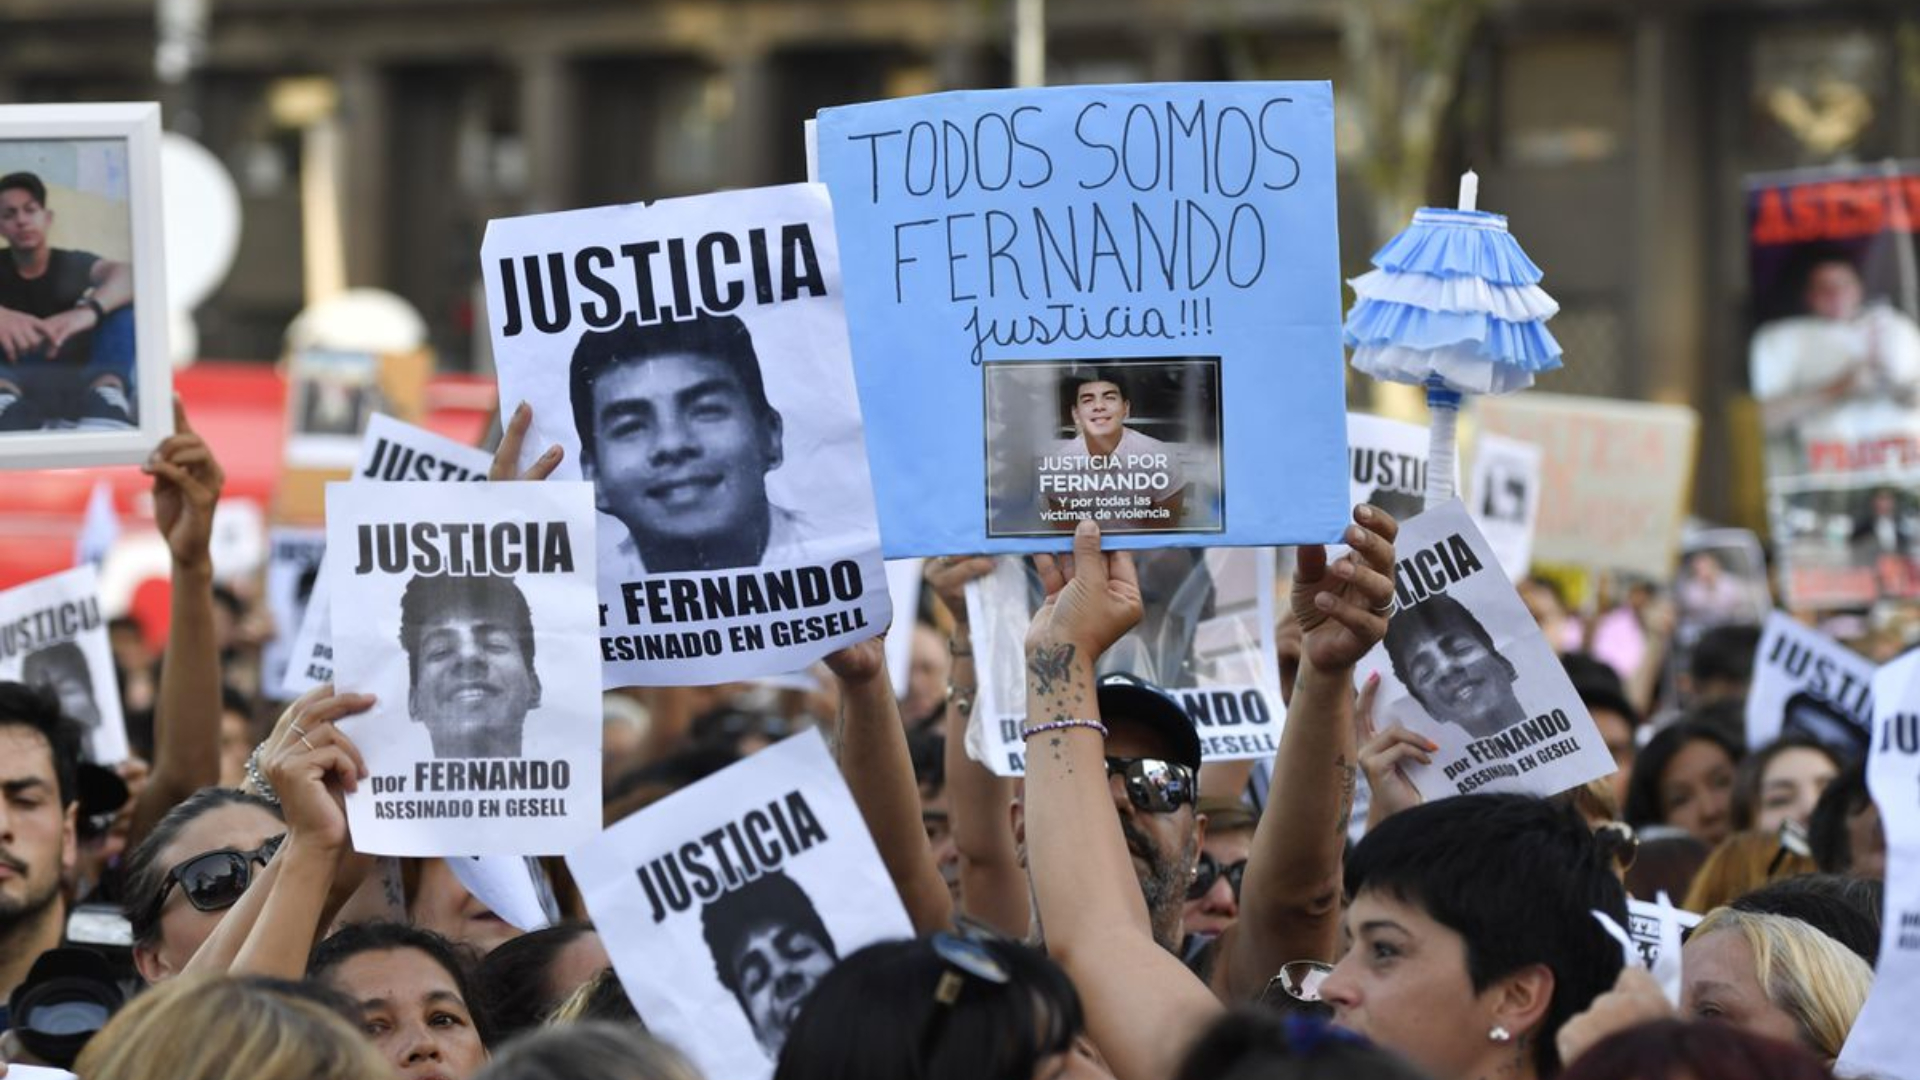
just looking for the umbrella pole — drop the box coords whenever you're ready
[1424,375,1461,510]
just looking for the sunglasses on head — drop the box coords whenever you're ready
[1104,756,1197,815]
[1187,851,1248,901]
[145,834,285,924]
[918,930,1014,1064]
[1260,960,1335,1019]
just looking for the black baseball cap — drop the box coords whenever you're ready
[1097,673,1201,772]
[8,947,125,1067]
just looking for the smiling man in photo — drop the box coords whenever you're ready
[1383,591,1528,740]
[570,312,819,573]
[399,573,541,759]
[1039,368,1186,531]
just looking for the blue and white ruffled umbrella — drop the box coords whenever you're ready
[1343,173,1563,510]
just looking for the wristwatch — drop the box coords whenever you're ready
[75,294,106,322]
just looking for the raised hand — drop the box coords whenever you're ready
[1353,672,1429,827]
[926,555,995,624]
[489,401,564,481]
[144,397,226,573]
[1291,504,1399,670]
[1025,520,1142,661]
[824,633,888,685]
[262,685,376,853]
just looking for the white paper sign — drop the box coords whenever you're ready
[1745,611,1874,758]
[1835,651,1920,1079]
[1627,892,1699,1005]
[447,855,559,933]
[1468,432,1542,581]
[328,481,602,856]
[1355,502,1615,802]
[0,566,128,764]
[484,183,892,687]
[282,416,493,699]
[261,526,326,692]
[965,547,1281,776]
[1348,413,1442,526]
[883,558,923,700]
[569,730,912,1080]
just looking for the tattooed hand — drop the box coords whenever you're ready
[1024,520,1143,662]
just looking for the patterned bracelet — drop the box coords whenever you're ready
[243,743,281,805]
[1021,718,1109,740]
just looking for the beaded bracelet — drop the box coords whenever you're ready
[243,743,282,805]
[1021,718,1109,739]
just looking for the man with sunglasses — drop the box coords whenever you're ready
[0,682,84,1030]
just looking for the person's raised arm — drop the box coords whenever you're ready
[1210,505,1398,1003]
[128,399,226,847]
[186,686,375,976]
[228,691,369,977]
[927,555,1029,936]
[825,633,953,932]
[1024,521,1220,1080]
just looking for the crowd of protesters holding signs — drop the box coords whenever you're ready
[2,82,1919,1080]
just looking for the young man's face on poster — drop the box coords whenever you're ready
[0,187,50,252]
[409,605,540,755]
[586,352,783,545]
[1071,379,1128,442]
[729,919,835,1057]
[1401,626,1520,735]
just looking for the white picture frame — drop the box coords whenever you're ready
[0,102,170,469]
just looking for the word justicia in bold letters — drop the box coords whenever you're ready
[352,521,576,576]
[1352,448,1426,496]
[636,791,830,923]
[0,599,103,661]
[496,224,827,338]
[1763,636,1872,723]
[363,439,486,482]
[1392,533,1485,609]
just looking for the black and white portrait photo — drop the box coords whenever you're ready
[1383,591,1525,741]
[571,311,820,575]
[0,564,128,763]
[701,870,838,1061]
[399,572,542,760]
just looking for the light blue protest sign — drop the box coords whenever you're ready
[817,82,1349,555]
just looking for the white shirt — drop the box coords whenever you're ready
[1040,427,1187,504]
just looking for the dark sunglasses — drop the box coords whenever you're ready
[1105,756,1197,815]
[1187,851,1248,901]
[145,833,285,924]
[918,931,1013,1063]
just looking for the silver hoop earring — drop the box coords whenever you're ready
[1489,1026,1512,1044]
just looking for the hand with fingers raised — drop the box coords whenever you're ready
[263,684,376,854]
[490,401,565,481]
[1025,519,1143,663]
[1291,504,1400,671]
[1354,671,1431,828]
[143,396,227,575]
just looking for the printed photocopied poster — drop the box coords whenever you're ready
[0,565,127,763]
[483,184,892,687]
[281,415,492,698]
[569,730,912,1080]
[1744,611,1874,758]
[965,547,1281,776]
[815,82,1351,556]
[262,526,327,694]
[1355,501,1614,802]
[1468,431,1542,581]
[328,481,602,856]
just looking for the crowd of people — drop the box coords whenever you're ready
[0,398,1900,1080]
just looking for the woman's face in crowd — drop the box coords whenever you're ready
[1181,827,1252,939]
[1658,739,1735,847]
[138,802,283,981]
[1681,929,1806,1049]
[409,858,522,956]
[1321,890,1505,1080]
[331,946,489,1080]
[1756,747,1838,834]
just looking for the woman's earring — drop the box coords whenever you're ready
[1489,1026,1512,1044]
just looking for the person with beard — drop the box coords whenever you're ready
[1017,505,1400,1080]
[0,682,83,1026]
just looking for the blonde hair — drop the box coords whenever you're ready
[1691,907,1872,1060]
[475,1021,702,1080]
[1682,830,1817,912]
[75,974,390,1080]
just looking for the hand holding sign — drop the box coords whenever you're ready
[263,686,371,853]
[490,401,563,482]
[925,555,995,624]
[1028,521,1143,660]
[144,397,225,573]
[1293,504,1399,670]
[1355,672,1431,829]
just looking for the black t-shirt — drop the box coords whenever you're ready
[0,249,99,318]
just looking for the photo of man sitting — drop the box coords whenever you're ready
[0,171,137,432]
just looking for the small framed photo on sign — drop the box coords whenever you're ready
[0,102,170,470]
